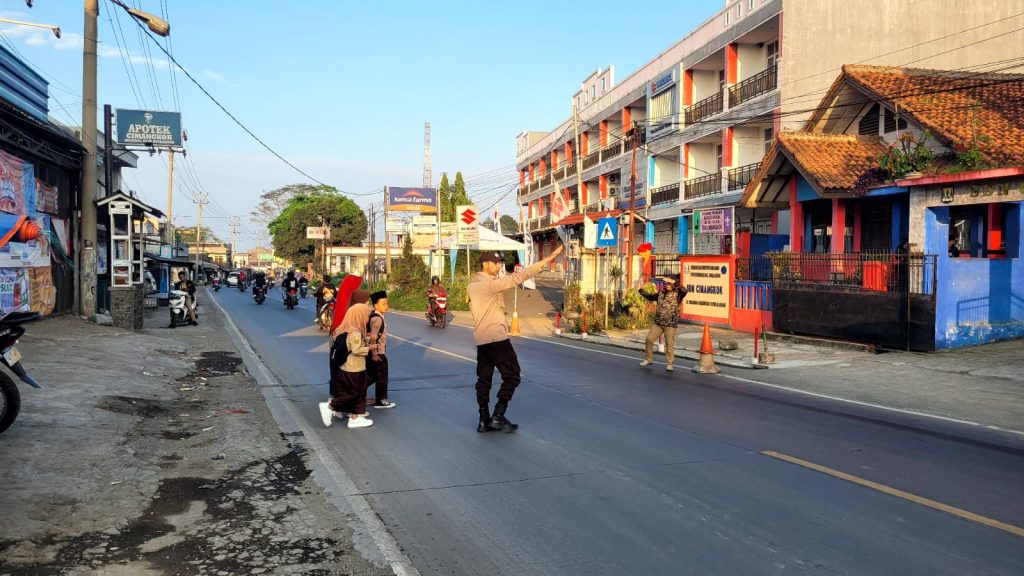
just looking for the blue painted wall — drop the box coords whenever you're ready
[928,201,1024,348]
[678,215,689,254]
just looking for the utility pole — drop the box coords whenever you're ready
[383,188,391,277]
[572,104,585,215]
[194,192,208,278]
[165,149,175,244]
[79,0,99,318]
[228,216,240,267]
[103,104,114,198]
[367,205,375,283]
[627,121,639,291]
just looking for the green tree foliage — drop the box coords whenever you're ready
[451,171,471,211]
[251,183,332,225]
[499,215,518,235]
[267,187,367,269]
[438,173,453,221]
[390,235,429,293]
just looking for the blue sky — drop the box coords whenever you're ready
[0,0,718,248]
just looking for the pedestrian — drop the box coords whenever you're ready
[174,271,198,326]
[366,290,395,410]
[320,290,374,429]
[468,246,564,433]
[639,275,687,372]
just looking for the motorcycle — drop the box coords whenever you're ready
[169,289,199,328]
[284,288,298,310]
[299,284,308,299]
[212,278,221,292]
[238,280,246,292]
[0,311,42,434]
[317,298,335,331]
[253,286,266,305]
[427,290,448,328]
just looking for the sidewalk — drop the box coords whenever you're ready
[420,309,1024,438]
[0,291,391,576]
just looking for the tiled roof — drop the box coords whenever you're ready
[842,65,1024,166]
[776,132,889,191]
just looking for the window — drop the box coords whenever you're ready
[884,107,908,133]
[766,40,778,69]
[650,89,673,125]
[749,0,756,9]
[718,70,726,92]
[592,85,597,99]
[858,103,880,136]
[764,127,774,155]
[715,144,723,170]
[601,77,607,94]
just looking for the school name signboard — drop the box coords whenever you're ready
[115,109,183,148]
[682,260,731,319]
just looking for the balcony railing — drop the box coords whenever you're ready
[540,173,552,187]
[728,162,761,191]
[684,92,723,125]
[728,65,777,108]
[581,202,603,214]
[540,214,551,228]
[650,182,680,206]
[685,173,722,199]
[583,150,601,170]
[566,162,577,177]
[601,141,623,161]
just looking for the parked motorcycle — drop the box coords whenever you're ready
[0,311,42,434]
[284,288,298,310]
[253,286,266,305]
[169,289,198,328]
[427,290,448,328]
[317,298,335,331]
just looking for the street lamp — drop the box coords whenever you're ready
[79,0,169,318]
[0,18,61,38]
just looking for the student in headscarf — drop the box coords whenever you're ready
[320,288,374,429]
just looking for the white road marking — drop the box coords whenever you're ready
[209,295,421,576]
[390,311,1024,438]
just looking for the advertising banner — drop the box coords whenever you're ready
[387,187,438,212]
[306,226,330,240]
[115,109,183,148]
[0,149,36,215]
[29,266,54,316]
[681,260,731,319]
[0,215,51,268]
[456,205,479,246]
[0,267,30,314]
[35,179,58,214]
[694,207,734,234]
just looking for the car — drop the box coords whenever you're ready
[226,271,240,286]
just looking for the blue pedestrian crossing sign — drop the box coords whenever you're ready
[596,217,618,247]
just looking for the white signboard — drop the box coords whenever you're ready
[457,205,479,246]
[306,226,330,240]
[681,260,731,319]
[583,216,597,249]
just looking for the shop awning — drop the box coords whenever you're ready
[552,209,622,227]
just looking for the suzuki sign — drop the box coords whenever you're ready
[456,205,479,246]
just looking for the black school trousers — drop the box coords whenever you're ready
[475,339,521,409]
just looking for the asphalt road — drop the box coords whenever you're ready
[211,286,1024,575]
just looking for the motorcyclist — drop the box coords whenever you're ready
[426,275,444,320]
[175,271,198,326]
[282,270,300,298]
[298,274,309,297]
[238,270,247,288]
[253,271,267,293]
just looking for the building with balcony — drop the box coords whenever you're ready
[516,0,1023,293]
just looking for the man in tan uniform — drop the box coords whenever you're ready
[468,246,563,433]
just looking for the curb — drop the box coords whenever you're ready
[554,332,765,370]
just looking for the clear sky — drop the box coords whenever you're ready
[0,0,719,249]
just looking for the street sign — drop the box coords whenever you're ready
[115,109,183,148]
[306,226,330,240]
[596,217,618,247]
[456,205,479,246]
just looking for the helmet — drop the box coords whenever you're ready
[431,276,440,284]
[287,269,295,277]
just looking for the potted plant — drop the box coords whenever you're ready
[878,131,933,179]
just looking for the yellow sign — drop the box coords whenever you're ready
[682,260,731,319]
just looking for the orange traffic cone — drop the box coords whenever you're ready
[692,322,721,374]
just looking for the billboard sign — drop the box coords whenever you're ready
[388,187,438,212]
[457,205,479,245]
[115,109,183,148]
[694,207,734,234]
[306,226,330,240]
[681,260,731,319]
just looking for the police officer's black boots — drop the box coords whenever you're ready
[489,403,518,433]
[477,407,500,433]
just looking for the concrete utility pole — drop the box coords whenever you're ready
[627,121,639,291]
[194,192,208,276]
[79,0,99,318]
[165,149,175,244]
[229,216,240,265]
[383,189,391,276]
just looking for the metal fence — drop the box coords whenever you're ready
[651,257,681,278]
[737,252,937,294]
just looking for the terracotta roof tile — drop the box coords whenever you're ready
[776,132,889,192]
[842,65,1024,166]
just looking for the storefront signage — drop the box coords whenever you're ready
[115,109,183,148]
[387,187,438,212]
[306,226,330,240]
[682,260,731,319]
[457,205,479,245]
[649,70,676,97]
[941,187,954,203]
[694,207,734,234]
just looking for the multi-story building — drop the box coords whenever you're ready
[516,0,1023,292]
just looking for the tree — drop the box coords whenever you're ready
[267,188,367,273]
[251,184,334,226]
[499,215,518,235]
[451,171,471,211]
[175,226,221,245]
[438,172,453,221]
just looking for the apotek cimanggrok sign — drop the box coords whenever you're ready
[115,109,183,148]
[681,260,731,319]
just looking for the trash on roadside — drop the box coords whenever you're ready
[179,386,195,392]
[110,480,123,486]
[200,426,214,432]
[219,408,249,415]
[211,453,226,460]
